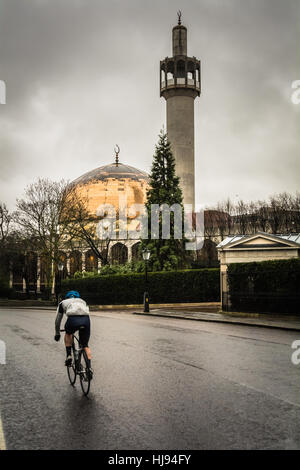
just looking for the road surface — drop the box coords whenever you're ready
[0,308,299,450]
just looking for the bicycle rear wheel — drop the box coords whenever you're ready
[67,344,77,386]
[79,349,91,396]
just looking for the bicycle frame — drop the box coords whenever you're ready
[61,328,84,350]
[60,329,91,396]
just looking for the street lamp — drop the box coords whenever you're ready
[56,261,64,304]
[142,248,151,313]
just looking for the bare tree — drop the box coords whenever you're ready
[214,202,230,239]
[15,178,70,294]
[0,203,12,248]
[268,195,284,233]
[223,198,234,235]
[0,202,14,285]
[291,192,300,232]
[234,200,249,235]
[61,185,111,266]
[256,201,269,232]
[204,209,218,239]
[201,191,300,241]
[0,203,38,294]
[247,201,260,234]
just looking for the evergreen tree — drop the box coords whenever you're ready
[141,130,188,271]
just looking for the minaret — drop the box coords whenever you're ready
[160,12,201,208]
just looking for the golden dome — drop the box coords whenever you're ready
[72,162,149,216]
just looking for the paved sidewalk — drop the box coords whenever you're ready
[133,309,300,331]
[1,302,299,331]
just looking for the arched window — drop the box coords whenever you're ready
[187,62,195,85]
[132,242,141,262]
[12,252,37,292]
[85,250,98,272]
[69,251,82,276]
[111,243,128,265]
[12,253,24,291]
[167,60,174,75]
[167,61,174,85]
[195,66,200,86]
[176,60,185,80]
[160,64,166,87]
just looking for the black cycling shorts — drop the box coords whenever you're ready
[64,315,90,348]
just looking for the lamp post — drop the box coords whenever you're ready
[142,249,151,312]
[56,261,64,304]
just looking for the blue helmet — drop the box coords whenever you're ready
[65,290,80,299]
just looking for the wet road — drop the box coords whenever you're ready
[0,308,299,450]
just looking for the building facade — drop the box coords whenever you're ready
[217,232,300,311]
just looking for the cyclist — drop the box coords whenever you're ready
[54,290,93,377]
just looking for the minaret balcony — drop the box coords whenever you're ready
[161,78,200,92]
[160,56,201,97]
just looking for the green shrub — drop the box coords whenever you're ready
[227,258,300,314]
[72,262,147,279]
[62,268,220,305]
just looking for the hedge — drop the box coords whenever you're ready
[227,258,300,314]
[62,268,220,305]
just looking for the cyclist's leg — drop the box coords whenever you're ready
[64,333,73,347]
[85,347,91,359]
[64,318,76,365]
[78,317,92,367]
[78,320,93,382]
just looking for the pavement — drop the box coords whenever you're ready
[1,307,300,450]
[1,300,300,331]
[132,309,300,332]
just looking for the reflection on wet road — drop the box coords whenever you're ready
[0,308,299,449]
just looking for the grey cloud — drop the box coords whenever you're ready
[0,0,299,209]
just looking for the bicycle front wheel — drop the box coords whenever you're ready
[79,349,91,396]
[67,345,77,386]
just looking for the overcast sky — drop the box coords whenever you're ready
[0,0,299,209]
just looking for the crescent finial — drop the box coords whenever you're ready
[177,10,182,25]
[114,144,120,166]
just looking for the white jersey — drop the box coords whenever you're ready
[60,298,89,317]
[55,297,89,335]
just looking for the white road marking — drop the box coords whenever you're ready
[0,414,6,450]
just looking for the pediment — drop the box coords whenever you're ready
[246,237,275,245]
[226,233,298,250]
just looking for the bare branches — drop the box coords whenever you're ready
[61,185,111,265]
[14,178,70,289]
[15,178,68,248]
[0,202,12,247]
[206,192,300,237]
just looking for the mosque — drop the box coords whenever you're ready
[58,14,201,276]
[12,15,205,292]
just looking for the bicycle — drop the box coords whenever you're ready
[60,328,92,396]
